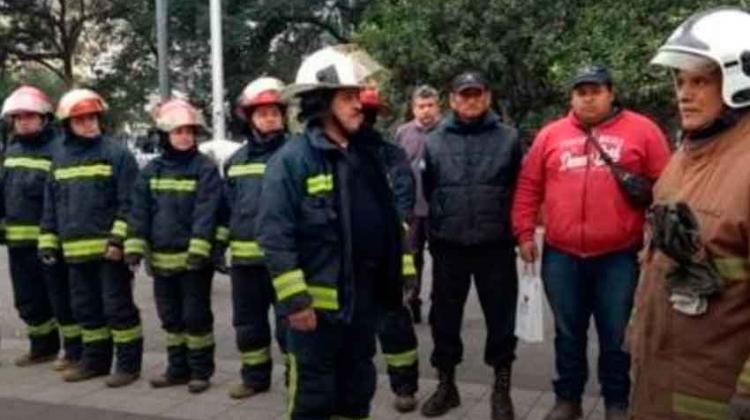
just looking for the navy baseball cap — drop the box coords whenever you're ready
[451,71,489,92]
[570,65,613,89]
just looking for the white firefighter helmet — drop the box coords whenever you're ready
[56,88,108,120]
[152,98,209,133]
[284,44,384,98]
[651,7,750,108]
[1,86,53,118]
[238,77,285,109]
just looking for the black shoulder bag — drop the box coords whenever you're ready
[587,133,654,209]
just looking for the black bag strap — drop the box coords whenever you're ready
[585,131,619,169]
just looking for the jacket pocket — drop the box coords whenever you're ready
[299,196,338,242]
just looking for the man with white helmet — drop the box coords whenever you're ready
[0,86,82,369]
[219,77,290,399]
[628,7,750,419]
[40,88,142,387]
[257,45,407,420]
[125,98,222,394]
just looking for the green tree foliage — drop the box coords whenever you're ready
[357,0,749,139]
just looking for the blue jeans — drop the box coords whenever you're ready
[542,245,638,408]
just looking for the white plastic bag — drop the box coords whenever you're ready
[514,268,544,343]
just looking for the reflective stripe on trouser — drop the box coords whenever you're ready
[377,305,419,395]
[153,268,215,380]
[68,260,142,374]
[286,263,379,420]
[42,259,82,362]
[7,246,60,357]
[230,265,286,388]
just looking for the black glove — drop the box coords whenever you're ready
[212,246,228,274]
[38,248,58,266]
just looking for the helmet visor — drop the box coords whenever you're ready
[651,49,718,72]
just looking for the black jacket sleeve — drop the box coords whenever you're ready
[124,168,152,258]
[187,160,222,258]
[257,152,313,317]
[109,147,139,247]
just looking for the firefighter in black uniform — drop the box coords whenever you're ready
[360,87,421,413]
[39,88,142,387]
[257,45,406,420]
[219,77,289,399]
[124,98,222,394]
[0,86,82,369]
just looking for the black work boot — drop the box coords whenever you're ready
[491,365,514,420]
[421,369,460,417]
[544,399,583,420]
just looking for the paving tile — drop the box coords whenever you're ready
[160,399,233,419]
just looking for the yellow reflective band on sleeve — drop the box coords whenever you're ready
[241,347,271,366]
[38,233,60,250]
[5,225,40,242]
[60,324,82,339]
[62,238,108,258]
[673,393,730,420]
[110,219,127,238]
[227,163,266,178]
[273,269,308,301]
[230,240,264,259]
[384,349,418,368]
[713,257,750,282]
[151,252,188,271]
[4,157,52,172]
[149,178,197,192]
[112,325,143,344]
[124,238,147,255]
[402,254,417,277]
[309,286,339,311]
[166,332,186,347]
[306,174,334,195]
[82,327,111,343]
[54,164,112,180]
[186,333,215,350]
[739,359,750,393]
[27,319,57,337]
[215,226,230,242]
[188,238,211,257]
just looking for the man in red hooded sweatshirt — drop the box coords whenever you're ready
[512,65,670,420]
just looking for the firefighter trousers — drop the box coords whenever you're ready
[7,246,60,357]
[43,257,82,362]
[68,260,143,374]
[230,265,286,389]
[153,267,215,380]
[377,304,419,396]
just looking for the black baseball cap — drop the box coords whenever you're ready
[570,65,613,89]
[451,71,489,92]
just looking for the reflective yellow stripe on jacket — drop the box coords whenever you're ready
[62,238,108,258]
[306,174,334,195]
[5,224,40,242]
[54,164,112,180]
[149,178,197,192]
[227,163,266,178]
[273,269,307,301]
[4,157,51,172]
[230,240,264,259]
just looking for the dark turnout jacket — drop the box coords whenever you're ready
[124,148,222,275]
[40,132,138,262]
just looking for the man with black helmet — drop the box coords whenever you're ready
[0,86,82,370]
[257,45,406,420]
[421,71,521,420]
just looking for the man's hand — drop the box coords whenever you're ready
[104,245,123,262]
[287,308,317,332]
[124,254,142,272]
[519,241,539,263]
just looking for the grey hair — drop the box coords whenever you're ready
[412,85,439,103]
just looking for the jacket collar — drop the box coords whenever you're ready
[444,110,499,134]
[306,124,348,152]
[244,130,286,156]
